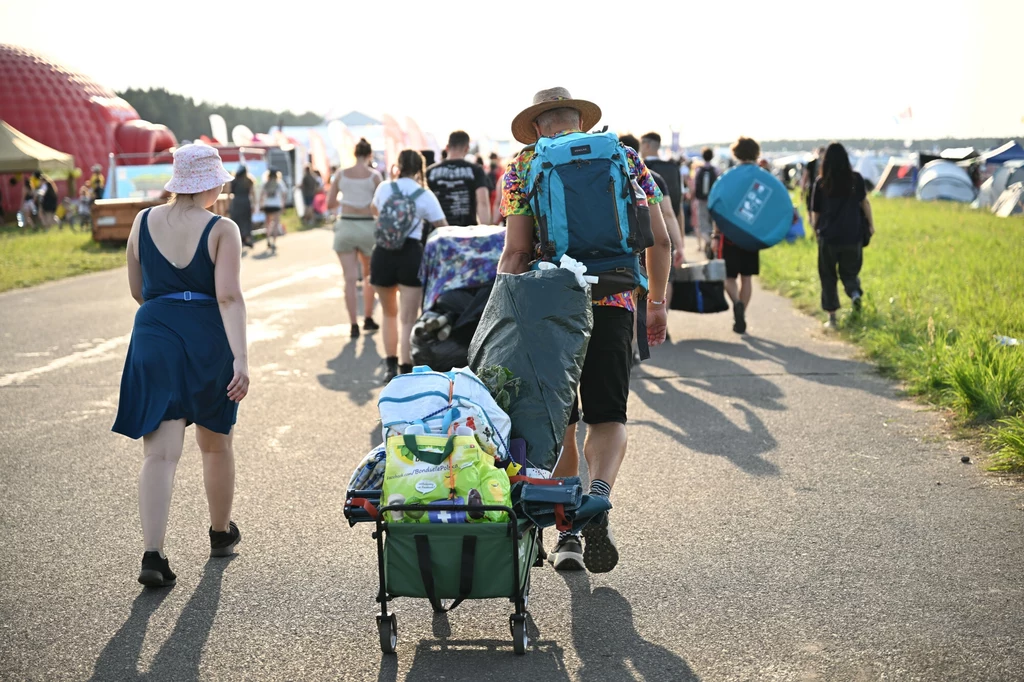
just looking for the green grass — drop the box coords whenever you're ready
[761,196,1024,470]
[0,224,126,292]
[0,208,309,293]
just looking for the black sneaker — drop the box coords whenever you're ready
[548,534,584,571]
[209,521,241,558]
[732,301,747,334]
[852,293,863,313]
[363,317,380,332]
[382,357,399,385]
[138,551,176,588]
[581,513,619,574]
[350,324,360,339]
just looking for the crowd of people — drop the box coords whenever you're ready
[110,86,872,588]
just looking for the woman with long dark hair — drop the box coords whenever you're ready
[370,149,447,384]
[810,142,875,328]
[229,166,256,248]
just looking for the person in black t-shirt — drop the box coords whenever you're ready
[810,142,874,329]
[640,132,683,227]
[425,130,493,228]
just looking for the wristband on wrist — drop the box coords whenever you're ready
[648,299,665,306]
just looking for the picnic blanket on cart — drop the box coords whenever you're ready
[419,225,505,311]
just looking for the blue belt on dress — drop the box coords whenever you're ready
[157,291,215,302]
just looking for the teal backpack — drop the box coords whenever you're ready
[525,131,654,298]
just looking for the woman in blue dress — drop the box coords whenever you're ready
[112,143,249,587]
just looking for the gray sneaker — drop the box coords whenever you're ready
[548,534,584,571]
[582,513,619,573]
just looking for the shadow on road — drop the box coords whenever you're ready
[562,573,699,681]
[317,334,382,408]
[377,611,569,682]
[91,557,235,682]
[631,377,780,477]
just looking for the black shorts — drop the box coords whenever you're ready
[302,192,316,207]
[569,305,634,426]
[722,239,760,278]
[263,207,282,215]
[370,238,423,288]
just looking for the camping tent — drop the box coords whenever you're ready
[0,120,75,175]
[853,154,887,187]
[993,182,1024,217]
[875,156,916,197]
[916,160,976,203]
[978,140,1024,166]
[973,160,1024,209]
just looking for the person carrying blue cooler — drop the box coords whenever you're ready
[498,87,672,573]
[715,136,762,335]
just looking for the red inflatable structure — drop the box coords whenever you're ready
[0,44,177,213]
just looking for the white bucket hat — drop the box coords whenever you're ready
[164,143,233,194]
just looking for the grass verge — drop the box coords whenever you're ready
[0,208,310,293]
[761,196,1024,470]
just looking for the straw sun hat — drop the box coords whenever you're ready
[510,87,602,145]
[164,143,233,194]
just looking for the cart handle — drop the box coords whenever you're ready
[348,498,379,519]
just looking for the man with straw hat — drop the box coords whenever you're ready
[498,87,672,574]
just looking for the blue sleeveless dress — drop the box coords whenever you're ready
[112,209,238,438]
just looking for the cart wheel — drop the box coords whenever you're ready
[377,613,397,654]
[510,614,528,655]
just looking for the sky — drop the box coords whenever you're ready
[2,0,1022,146]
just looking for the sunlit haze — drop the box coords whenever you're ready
[2,0,1021,145]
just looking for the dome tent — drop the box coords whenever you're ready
[875,156,916,197]
[915,160,976,203]
[973,160,1024,209]
[0,44,175,212]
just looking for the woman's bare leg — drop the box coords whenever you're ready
[375,286,399,358]
[139,419,187,553]
[195,426,234,533]
[397,285,422,365]
[358,251,376,320]
[337,250,361,327]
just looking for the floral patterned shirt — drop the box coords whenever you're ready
[500,131,663,311]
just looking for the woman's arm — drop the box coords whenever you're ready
[126,210,145,305]
[213,220,249,402]
[861,199,874,235]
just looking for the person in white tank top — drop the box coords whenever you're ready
[326,138,383,337]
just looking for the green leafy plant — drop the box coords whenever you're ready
[477,365,521,412]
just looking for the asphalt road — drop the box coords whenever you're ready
[1,228,1022,682]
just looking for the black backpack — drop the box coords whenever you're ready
[694,165,717,200]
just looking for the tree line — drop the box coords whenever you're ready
[693,137,1017,153]
[117,88,322,142]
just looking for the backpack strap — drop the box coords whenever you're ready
[390,181,403,197]
[410,187,426,201]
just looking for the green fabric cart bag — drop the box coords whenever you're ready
[384,520,537,603]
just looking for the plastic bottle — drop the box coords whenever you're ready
[437,325,452,342]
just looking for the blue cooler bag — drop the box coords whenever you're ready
[708,165,795,251]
